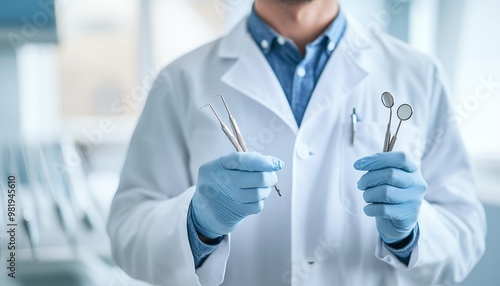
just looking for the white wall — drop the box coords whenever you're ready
[452,0,500,157]
[149,0,225,69]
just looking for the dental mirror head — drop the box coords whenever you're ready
[381,92,395,108]
[397,104,413,121]
[387,103,413,151]
[381,92,395,152]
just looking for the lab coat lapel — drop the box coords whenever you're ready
[218,19,298,133]
[300,19,369,126]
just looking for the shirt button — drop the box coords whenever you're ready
[260,39,269,49]
[327,41,336,52]
[277,36,286,45]
[297,146,311,159]
[297,67,306,78]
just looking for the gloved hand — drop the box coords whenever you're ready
[191,152,283,239]
[354,152,427,244]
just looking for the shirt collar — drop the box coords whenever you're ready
[247,6,346,56]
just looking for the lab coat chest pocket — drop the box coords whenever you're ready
[339,122,423,217]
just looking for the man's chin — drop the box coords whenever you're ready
[275,0,314,4]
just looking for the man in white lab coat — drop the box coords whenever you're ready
[107,0,486,285]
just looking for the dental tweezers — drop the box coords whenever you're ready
[203,94,282,197]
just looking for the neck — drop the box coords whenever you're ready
[254,0,339,55]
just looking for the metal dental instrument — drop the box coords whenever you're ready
[203,103,244,152]
[387,104,413,152]
[203,95,282,197]
[381,92,395,152]
[212,94,248,152]
[381,92,413,152]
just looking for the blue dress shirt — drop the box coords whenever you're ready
[247,6,346,126]
[187,7,418,268]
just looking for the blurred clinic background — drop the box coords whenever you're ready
[0,0,499,285]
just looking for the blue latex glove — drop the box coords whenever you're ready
[191,152,283,239]
[354,152,427,244]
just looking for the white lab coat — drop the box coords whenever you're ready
[107,16,486,286]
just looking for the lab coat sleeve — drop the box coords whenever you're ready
[107,68,230,286]
[375,62,487,284]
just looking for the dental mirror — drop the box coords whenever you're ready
[381,92,395,152]
[397,103,413,121]
[381,92,394,108]
[387,104,413,151]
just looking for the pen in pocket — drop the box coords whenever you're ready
[351,108,357,145]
